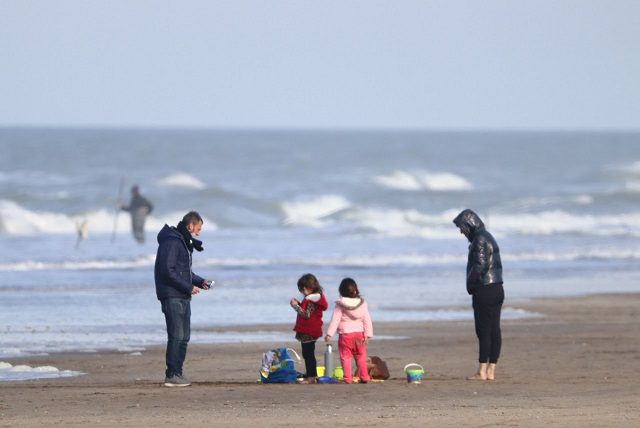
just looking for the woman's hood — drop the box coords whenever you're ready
[453,209,485,241]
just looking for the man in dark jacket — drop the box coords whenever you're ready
[154,211,214,387]
[453,209,504,381]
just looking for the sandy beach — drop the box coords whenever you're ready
[1,293,639,427]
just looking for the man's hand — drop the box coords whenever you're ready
[191,286,200,295]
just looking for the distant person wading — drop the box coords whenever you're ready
[118,185,153,244]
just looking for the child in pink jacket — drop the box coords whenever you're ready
[324,277,373,384]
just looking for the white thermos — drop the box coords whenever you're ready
[324,344,334,378]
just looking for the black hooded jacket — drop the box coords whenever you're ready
[154,224,205,300]
[453,209,503,295]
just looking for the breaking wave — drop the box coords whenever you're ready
[373,170,472,191]
[156,173,206,190]
[491,210,640,236]
[2,198,640,239]
[281,195,351,226]
[0,200,216,236]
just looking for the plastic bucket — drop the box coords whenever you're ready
[315,365,343,379]
[332,366,344,380]
[404,363,424,384]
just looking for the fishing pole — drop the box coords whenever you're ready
[111,176,125,243]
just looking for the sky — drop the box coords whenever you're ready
[1,0,639,131]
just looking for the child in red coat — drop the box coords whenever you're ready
[290,273,328,383]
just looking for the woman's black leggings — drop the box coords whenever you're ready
[301,341,317,377]
[472,283,505,364]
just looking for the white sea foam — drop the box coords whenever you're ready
[5,245,640,279]
[0,255,156,272]
[373,170,472,191]
[0,255,269,272]
[0,201,215,236]
[281,195,351,226]
[615,160,640,175]
[346,207,640,238]
[157,173,206,189]
[503,248,640,262]
[491,210,640,236]
[199,257,271,267]
[506,195,594,210]
[2,194,639,242]
[0,199,75,235]
[625,180,640,192]
[608,160,640,192]
[344,207,459,238]
[2,246,639,274]
[0,362,84,382]
[573,195,594,204]
[289,248,640,265]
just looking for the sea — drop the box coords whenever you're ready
[1,129,639,379]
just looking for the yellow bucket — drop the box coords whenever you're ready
[404,363,424,384]
[316,366,343,379]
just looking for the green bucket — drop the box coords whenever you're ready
[404,363,424,384]
[332,366,344,380]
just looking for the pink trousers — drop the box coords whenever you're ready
[338,332,370,384]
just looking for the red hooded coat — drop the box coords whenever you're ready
[293,293,328,339]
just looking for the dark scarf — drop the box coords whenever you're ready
[176,221,203,253]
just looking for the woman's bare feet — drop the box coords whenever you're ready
[467,362,488,380]
[486,363,496,380]
[466,373,486,380]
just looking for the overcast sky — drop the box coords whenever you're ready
[1,0,638,130]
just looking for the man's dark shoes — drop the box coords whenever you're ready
[164,374,191,387]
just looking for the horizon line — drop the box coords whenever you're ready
[1,124,639,134]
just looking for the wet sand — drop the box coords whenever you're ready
[1,293,639,427]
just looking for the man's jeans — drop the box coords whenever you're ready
[161,298,191,378]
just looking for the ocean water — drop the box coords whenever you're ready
[1,129,640,367]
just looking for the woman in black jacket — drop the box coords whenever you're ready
[453,209,504,381]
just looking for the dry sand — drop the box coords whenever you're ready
[1,293,639,427]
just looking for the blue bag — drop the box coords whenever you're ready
[260,347,301,384]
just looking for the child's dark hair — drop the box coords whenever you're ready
[339,277,360,298]
[297,273,323,294]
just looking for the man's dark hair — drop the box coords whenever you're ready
[182,211,203,225]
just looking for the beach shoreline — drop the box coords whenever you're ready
[1,292,639,427]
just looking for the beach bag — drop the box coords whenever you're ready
[367,355,390,380]
[260,347,301,384]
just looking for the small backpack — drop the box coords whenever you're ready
[367,355,390,380]
[260,347,301,384]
